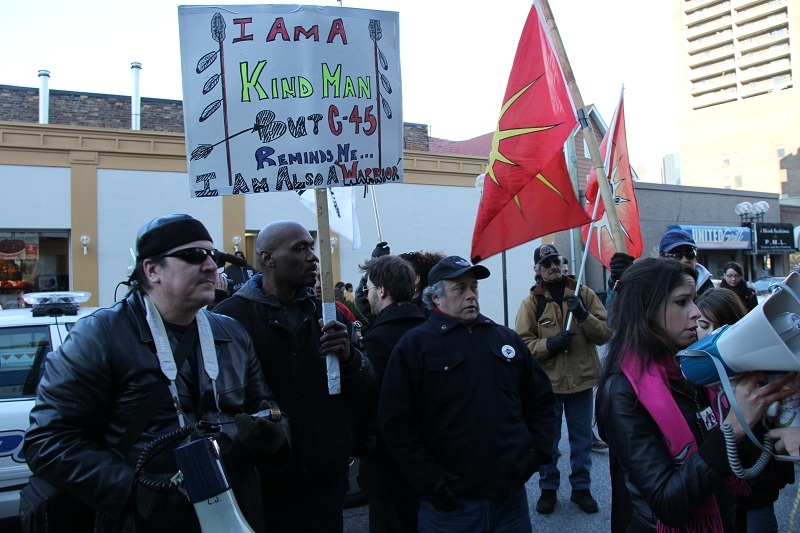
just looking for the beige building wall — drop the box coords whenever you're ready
[673,0,800,194]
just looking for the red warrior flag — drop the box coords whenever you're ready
[580,92,643,268]
[471,5,590,263]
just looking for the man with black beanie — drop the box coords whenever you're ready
[24,213,289,533]
[514,244,612,516]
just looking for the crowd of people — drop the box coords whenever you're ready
[21,213,800,533]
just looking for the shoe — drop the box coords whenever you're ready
[570,489,599,514]
[592,437,609,450]
[536,489,557,514]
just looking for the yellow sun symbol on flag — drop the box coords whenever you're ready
[485,76,569,215]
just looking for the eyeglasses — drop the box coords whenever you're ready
[160,247,219,265]
[362,284,376,295]
[662,250,696,260]
[725,273,742,280]
[541,257,562,268]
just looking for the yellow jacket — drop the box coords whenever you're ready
[514,276,612,394]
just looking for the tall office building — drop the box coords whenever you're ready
[673,0,799,195]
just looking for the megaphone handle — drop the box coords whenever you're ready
[710,355,765,451]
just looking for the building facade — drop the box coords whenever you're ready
[672,0,800,195]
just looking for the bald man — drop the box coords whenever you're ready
[215,220,376,533]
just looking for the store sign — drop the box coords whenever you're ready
[0,233,39,260]
[754,223,796,254]
[672,225,751,250]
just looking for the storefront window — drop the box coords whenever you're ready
[0,232,69,309]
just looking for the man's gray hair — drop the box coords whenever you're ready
[421,281,445,310]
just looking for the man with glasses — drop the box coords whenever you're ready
[515,244,612,516]
[358,255,426,532]
[214,220,376,533]
[25,213,289,532]
[659,228,715,296]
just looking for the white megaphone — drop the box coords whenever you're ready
[678,271,800,386]
[172,437,255,533]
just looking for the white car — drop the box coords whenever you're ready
[0,292,95,527]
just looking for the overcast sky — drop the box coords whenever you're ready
[2,0,680,181]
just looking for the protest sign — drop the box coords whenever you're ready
[178,4,403,198]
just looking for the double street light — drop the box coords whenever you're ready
[735,201,770,279]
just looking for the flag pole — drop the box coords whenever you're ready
[315,188,342,395]
[369,185,383,242]
[537,0,628,254]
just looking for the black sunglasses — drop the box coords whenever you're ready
[160,247,219,265]
[541,257,562,268]
[662,250,696,260]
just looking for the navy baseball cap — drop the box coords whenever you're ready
[428,256,490,286]
[659,229,696,254]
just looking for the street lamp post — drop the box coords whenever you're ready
[734,201,770,280]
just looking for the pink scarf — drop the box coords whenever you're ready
[621,350,724,533]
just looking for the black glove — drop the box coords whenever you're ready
[423,471,460,512]
[235,401,286,457]
[134,473,191,526]
[372,241,390,258]
[546,330,575,353]
[565,295,589,322]
[609,252,635,281]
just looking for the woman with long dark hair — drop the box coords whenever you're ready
[596,257,795,532]
[695,289,794,533]
[720,261,758,312]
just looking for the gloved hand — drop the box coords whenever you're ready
[134,473,191,526]
[565,295,589,322]
[235,401,286,457]
[423,471,460,512]
[372,241,390,258]
[609,252,635,281]
[546,330,575,353]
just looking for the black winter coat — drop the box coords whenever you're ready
[214,277,377,498]
[359,301,426,500]
[378,311,555,501]
[597,373,738,532]
[24,292,283,533]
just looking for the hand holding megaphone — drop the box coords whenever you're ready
[721,372,798,444]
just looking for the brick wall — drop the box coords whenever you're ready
[0,85,431,148]
[403,122,429,151]
[0,85,185,132]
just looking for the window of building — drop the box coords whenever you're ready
[777,147,785,158]
[734,175,742,188]
[722,157,730,167]
[0,232,70,309]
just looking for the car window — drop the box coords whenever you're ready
[0,325,51,399]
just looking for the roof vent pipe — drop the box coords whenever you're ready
[38,70,50,124]
[131,62,142,130]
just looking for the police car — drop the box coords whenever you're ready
[0,292,94,526]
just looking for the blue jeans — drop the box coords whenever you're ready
[538,388,593,491]
[418,486,531,532]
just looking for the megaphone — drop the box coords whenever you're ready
[678,271,800,386]
[172,437,255,533]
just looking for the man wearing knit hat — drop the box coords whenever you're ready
[659,228,715,296]
[25,214,289,533]
[515,244,612,516]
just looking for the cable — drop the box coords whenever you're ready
[720,422,773,479]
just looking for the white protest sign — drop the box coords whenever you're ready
[178,5,403,198]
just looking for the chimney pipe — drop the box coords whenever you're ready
[38,70,50,124]
[131,62,142,130]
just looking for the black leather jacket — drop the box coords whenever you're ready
[24,292,285,533]
[597,372,737,532]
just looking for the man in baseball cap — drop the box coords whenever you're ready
[515,244,612,516]
[379,255,555,530]
[659,228,714,296]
